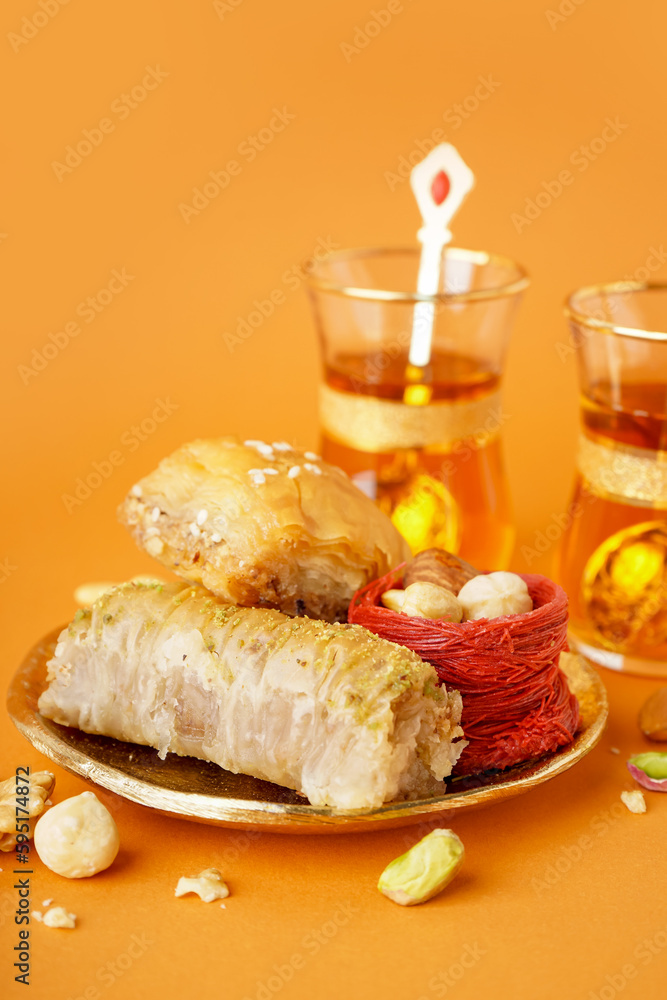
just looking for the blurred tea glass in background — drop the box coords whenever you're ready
[557,282,667,677]
[307,247,528,569]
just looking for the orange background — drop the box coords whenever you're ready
[1,1,666,997]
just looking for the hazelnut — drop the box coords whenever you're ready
[457,572,533,621]
[34,791,119,878]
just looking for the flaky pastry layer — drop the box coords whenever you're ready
[117,438,410,621]
[38,581,466,810]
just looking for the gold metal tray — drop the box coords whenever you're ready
[7,631,608,834]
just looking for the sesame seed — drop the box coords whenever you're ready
[304,452,320,461]
[256,443,274,458]
[151,506,160,522]
[247,468,263,475]
[189,523,201,537]
[304,463,322,475]
[244,439,265,448]
[263,468,278,475]
[197,509,208,525]
[288,466,300,478]
[131,484,143,498]
[251,473,266,486]
[146,536,164,556]
[211,533,222,544]
[272,441,292,451]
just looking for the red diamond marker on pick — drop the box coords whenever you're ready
[431,170,450,206]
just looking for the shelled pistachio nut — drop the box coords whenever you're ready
[378,828,465,906]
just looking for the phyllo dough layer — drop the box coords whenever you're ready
[38,581,465,810]
[117,438,410,622]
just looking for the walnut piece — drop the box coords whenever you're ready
[403,549,479,595]
[36,906,77,929]
[621,790,646,814]
[175,868,229,902]
[0,771,55,852]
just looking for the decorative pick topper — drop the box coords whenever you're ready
[431,170,451,206]
[410,144,475,243]
[408,145,475,368]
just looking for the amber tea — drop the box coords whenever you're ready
[321,349,513,569]
[307,247,528,569]
[558,283,667,677]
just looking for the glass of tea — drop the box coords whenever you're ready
[557,281,667,677]
[306,246,529,570]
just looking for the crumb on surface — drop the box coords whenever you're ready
[35,906,77,929]
[175,868,229,903]
[621,789,646,814]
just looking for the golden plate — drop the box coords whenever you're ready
[7,632,608,834]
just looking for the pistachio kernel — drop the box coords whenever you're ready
[627,751,667,792]
[378,828,464,906]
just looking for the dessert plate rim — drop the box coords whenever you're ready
[6,628,608,835]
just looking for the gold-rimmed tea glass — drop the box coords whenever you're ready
[306,247,528,569]
[557,281,667,677]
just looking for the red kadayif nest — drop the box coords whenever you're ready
[348,569,579,774]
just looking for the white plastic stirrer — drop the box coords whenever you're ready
[408,144,475,368]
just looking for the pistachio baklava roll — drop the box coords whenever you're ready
[39,582,465,810]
